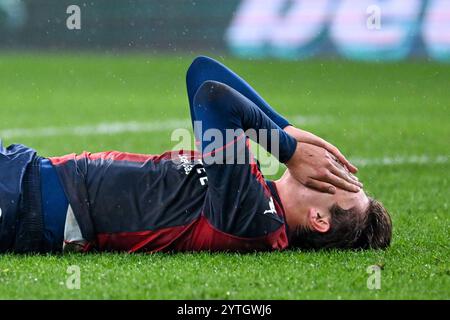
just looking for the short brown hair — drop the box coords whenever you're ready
[291,197,392,250]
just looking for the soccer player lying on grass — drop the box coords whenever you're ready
[0,56,392,254]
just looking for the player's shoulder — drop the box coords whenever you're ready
[0,142,37,158]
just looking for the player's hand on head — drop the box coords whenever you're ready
[284,125,358,173]
[286,142,363,194]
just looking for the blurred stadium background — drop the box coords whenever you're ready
[0,0,448,299]
[1,0,450,61]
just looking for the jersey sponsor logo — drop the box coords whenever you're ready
[264,197,278,216]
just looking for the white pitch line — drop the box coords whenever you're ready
[0,119,448,167]
[0,115,322,139]
[350,155,448,167]
[0,119,191,139]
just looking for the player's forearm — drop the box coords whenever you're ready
[192,81,297,163]
[186,56,291,130]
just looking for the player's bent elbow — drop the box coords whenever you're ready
[193,80,230,107]
[188,55,211,71]
[186,56,214,81]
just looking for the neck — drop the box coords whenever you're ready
[274,173,308,230]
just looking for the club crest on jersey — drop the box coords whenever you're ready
[177,154,202,175]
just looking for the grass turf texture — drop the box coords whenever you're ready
[0,53,448,299]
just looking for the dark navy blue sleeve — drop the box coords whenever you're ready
[191,81,295,237]
[192,80,297,164]
[186,56,291,130]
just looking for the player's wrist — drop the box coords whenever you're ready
[285,142,301,167]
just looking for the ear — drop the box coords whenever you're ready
[307,208,331,233]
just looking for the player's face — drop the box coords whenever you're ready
[294,177,369,216]
[302,187,369,234]
[331,187,369,214]
[276,170,369,233]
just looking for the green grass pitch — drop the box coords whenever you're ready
[0,53,448,299]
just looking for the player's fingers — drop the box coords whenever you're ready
[329,159,362,186]
[327,165,362,192]
[324,144,358,173]
[299,136,358,172]
[304,179,337,194]
[328,153,359,181]
[335,152,358,173]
